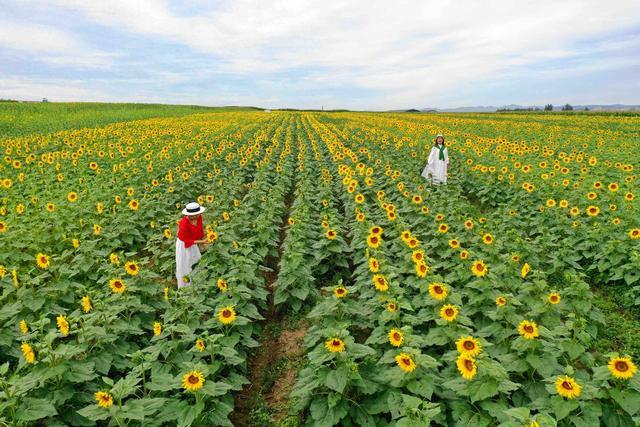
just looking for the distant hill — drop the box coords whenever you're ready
[415,104,640,112]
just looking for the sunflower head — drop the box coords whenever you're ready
[182,370,205,392]
[608,356,637,380]
[456,336,481,357]
[372,274,389,292]
[428,282,448,301]
[95,391,113,408]
[325,337,345,353]
[124,261,140,276]
[395,353,417,373]
[334,286,348,298]
[217,306,237,325]
[518,320,539,340]
[547,292,561,305]
[440,304,459,322]
[555,375,581,399]
[456,354,477,380]
[388,328,404,347]
[109,279,126,294]
[196,339,206,352]
[471,260,488,277]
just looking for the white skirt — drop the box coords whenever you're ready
[176,238,201,288]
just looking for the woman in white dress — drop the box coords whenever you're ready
[176,202,207,288]
[421,134,450,184]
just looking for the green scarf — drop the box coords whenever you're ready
[437,144,445,161]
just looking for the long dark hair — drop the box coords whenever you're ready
[434,135,445,147]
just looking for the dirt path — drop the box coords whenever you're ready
[230,189,308,426]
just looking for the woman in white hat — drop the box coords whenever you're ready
[176,202,207,288]
[421,134,450,184]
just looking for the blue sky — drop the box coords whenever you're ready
[1,0,639,110]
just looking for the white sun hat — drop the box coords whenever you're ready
[182,202,206,216]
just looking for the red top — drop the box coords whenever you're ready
[178,216,204,248]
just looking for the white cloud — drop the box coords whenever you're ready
[0,77,106,101]
[0,19,116,68]
[7,0,640,107]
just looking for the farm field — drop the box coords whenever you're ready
[1,104,639,426]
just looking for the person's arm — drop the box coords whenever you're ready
[178,219,196,247]
[195,217,206,244]
[445,148,450,165]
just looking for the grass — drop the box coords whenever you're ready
[0,102,263,138]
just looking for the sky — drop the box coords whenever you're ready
[1,0,639,110]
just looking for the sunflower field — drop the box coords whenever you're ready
[0,105,639,426]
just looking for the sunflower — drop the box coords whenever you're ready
[521,263,531,278]
[124,261,140,276]
[325,229,337,240]
[629,228,640,240]
[164,287,169,301]
[109,253,120,265]
[21,342,36,363]
[448,239,460,249]
[128,199,139,210]
[401,230,412,242]
[482,233,494,244]
[464,219,474,229]
[355,194,365,204]
[109,279,126,294]
[93,224,101,235]
[456,355,477,380]
[395,353,417,373]
[20,319,28,335]
[369,257,380,273]
[518,320,539,339]
[67,191,78,203]
[0,221,6,233]
[217,306,236,324]
[46,203,55,212]
[625,192,634,201]
[196,338,206,352]
[387,302,398,313]
[547,292,561,304]
[366,234,381,249]
[415,262,429,278]
[372,274,389,292]
[369,226,383,235]
[411,250,425,263]
[496,296,507,307]
[586,205,600,217]
[546,199,556,207]
[438,223,449,233]
[217,278,228,292]
[325,337,345,353]
[456,336,482,357]
[608,182,619,192]
[35,253,51,269]
[81,296,92,313]
[471,260,488,277]
[153,322,162,336]
[460,250,469,260]
[388,329,404,347]
[56,315,69,336]
[428,282,448,301]
[182,370,205,392]
[95,391,113,408]
[356,212,365,222]
[334,286,348,298]
[404,237,418,248]
[608,356,637,380]
[440,304,459,322]
[555,376,581,399]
